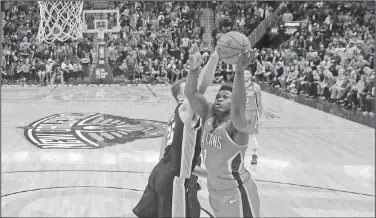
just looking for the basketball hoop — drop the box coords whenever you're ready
[37,1,84,44]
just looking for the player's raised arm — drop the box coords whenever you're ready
[184,44,212,119]
[180,48,220,125]
[197,49,220,94]
[229,50,253,134]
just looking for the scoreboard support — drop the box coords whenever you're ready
[90,42,114,84]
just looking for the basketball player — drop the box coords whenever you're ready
[185,44,260,217]
[133,47,219,218]
[244,70,263,165]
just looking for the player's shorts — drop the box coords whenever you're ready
[208,179,260,218]
[246,110,259,135]
[133,162,200,218]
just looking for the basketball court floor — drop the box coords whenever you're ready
[2,84,375,217]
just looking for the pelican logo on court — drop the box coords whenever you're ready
[21,113,167,149]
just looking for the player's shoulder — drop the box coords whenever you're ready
[254,83,261,91]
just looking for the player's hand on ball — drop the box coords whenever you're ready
[189,43,202,71]
[213,46,220,56]
[236,50,253,72]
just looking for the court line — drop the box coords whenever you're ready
[146,84,157,97]
[1,185,214,217]
[3,169,374,198]
[255,179,375,198]
[43,84,59,98]
[1,185,143,197]
[2,169,150,174]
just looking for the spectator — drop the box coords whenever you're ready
[61,59,74,83]
[125,51,137,82]
[35,59,46,83]
[281,9,293,23]
[73,61,84,81]
[45,58,54,84]
[51,67,64,84]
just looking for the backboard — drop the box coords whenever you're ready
[82,9,120,34]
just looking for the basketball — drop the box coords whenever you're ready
[217,31,251,65]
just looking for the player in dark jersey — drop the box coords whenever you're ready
[185,44,260,217]
[133,47,219,218]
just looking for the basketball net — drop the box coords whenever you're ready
[37,1,84,44]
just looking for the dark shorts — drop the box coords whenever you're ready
[133,163,200,218]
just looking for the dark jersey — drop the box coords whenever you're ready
[161,103,202,178]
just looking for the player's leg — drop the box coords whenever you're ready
[139,163,185,218]
[242,179,261,217]
[155,174,185,218]
[186,184,200,218]
[209,188,245,218]
[212,180,260,218]
[132,183,158,218]
[133,164,166,217]
[250,134,259,165]
[247,111,259,164]
[185,175,201,218]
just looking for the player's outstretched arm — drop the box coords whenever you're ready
[184,44,212,119]
[180,48,220,125]
[197,49,220,94]
[228,50,253,135]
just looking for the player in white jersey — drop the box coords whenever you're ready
[133,47,219,218]
[244,70,263,164]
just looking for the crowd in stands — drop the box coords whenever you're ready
[213,1,276,36]
[1,1,205,84]
[1,1,277,85]
[2,1,92,84]
[249,1,375,115]
[1,1,375,116]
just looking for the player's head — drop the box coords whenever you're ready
[171,78,187,103]
[214,84,232,115]
[244,70,252,82]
